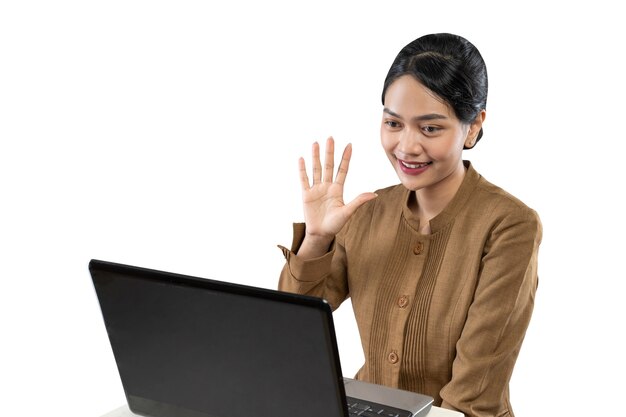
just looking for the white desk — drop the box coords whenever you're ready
[101,404,463,417]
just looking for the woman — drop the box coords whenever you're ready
[278,33,541,417]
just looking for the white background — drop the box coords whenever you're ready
[1,1,624,416]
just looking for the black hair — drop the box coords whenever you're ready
[382,33,488,148]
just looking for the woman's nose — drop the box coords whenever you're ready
[397,129,424,156]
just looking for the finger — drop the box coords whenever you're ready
[335,143,352,186]
[323,136,335,183]
[312,142,322,185]
[298,157,311,191]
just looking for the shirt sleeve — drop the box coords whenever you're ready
[277,223,349,311]
[440,208,542,416]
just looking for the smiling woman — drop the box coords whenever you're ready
[277,33,542,417]
[381,75,485,234]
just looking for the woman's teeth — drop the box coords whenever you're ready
[401,161,431,169]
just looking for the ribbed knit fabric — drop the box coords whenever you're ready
[400,220,453,395]
[278,161,542,417]
[368,217,417,385]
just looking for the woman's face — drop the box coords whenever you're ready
[381,75,481,194]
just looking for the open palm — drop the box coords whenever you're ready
[300,137,377,241]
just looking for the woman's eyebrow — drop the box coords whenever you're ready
[383,107,448,122]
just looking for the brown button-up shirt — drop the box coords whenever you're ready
[278,161,542,417]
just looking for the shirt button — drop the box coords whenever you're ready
[398,295,409,308]
[388,351,399,364]
[413,242,424,255]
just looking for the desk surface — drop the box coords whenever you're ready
[101,404,464,417]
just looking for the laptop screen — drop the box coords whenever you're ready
[90,260,348,417]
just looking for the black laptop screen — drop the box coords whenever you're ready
[91,260,347,417]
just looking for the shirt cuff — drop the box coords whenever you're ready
[277,223,335,283]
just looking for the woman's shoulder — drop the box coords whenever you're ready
[474,175,539,217]
[374,183,407,199]
[343,183,406,230]
[470,174,542,238]
[369,183,409,213]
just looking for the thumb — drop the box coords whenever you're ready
[343,192,378,217]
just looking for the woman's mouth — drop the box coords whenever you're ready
[398,159,432,175]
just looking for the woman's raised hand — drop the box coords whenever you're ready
[296,137,377,259]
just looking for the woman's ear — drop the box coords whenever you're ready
[464,109,486,149]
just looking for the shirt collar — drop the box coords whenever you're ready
[401,160,481,234]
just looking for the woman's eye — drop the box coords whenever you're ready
[385,120,401,128]
[422,126,441,134]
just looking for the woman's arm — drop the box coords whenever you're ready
[277,222,350,311]
[278,137,376,309]
[440,208,542,416]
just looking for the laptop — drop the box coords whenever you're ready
[89,259,433,417]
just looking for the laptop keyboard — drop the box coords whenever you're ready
[346,396,413,417]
